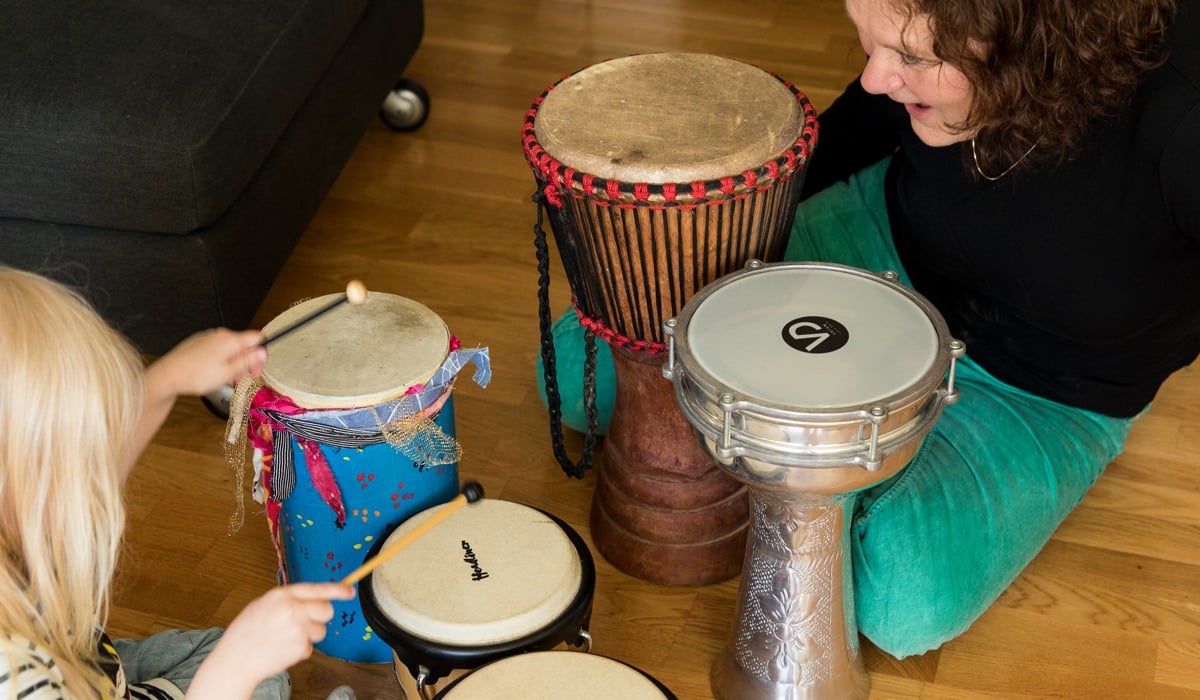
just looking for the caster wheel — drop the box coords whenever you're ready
[381,78,430,131]
[202,384,234,421]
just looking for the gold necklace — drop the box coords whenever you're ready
[971,138,1036,181]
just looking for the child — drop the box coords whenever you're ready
[0,266,354,699]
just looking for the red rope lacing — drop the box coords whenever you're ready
[572,301,667,355]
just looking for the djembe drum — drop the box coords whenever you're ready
[662,261,964,698]
[523,53,818,585]
[232,290,490,663]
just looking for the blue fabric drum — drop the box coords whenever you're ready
[243,290,490,663]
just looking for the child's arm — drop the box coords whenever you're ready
[123,328,266,477]
[184,583,354,700]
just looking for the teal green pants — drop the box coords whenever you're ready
[785,158,1135,656]
[538,157,1135,657]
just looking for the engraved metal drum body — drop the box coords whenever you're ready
[523,53,819,585]
[360,499,597,699]
[663,261,964,699]
[431,651,677,699]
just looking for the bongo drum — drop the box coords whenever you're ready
[359,498,596,699]
[523,53,818,586]
[663,260,964,699]
[431,651,677,699]
[245,291,490,663]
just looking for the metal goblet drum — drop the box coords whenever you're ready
[663,260,964,699]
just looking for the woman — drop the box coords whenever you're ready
[781,0,1196,656]
[543,0,1198,657]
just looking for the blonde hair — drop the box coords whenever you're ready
[0,267,144,697]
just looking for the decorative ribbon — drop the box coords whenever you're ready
[224,345,490,577]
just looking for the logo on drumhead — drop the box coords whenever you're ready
[782,316,849,354]
[461,540,490,581]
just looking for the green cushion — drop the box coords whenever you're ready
[535,309,616,435]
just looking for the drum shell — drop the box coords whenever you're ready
[539,178,804,346]
[275,399,460,663]
[359,508,596,691]
[686,386,945,494]
[678,376,942,494]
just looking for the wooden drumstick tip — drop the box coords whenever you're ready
[345,280,368,305]
[261,282,364,347]
[460,480,485,503]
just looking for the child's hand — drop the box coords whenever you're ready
[186,583,355,699]
[151,328,267,398]
[125,328,268,476]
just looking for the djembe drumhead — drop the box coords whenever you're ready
[534,53,803,185]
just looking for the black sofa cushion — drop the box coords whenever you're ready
[0,0,423,354]
[0,0,371,234]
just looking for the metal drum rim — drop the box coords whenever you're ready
[678,372,951,470]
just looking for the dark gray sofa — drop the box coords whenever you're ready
[0,0,424,354]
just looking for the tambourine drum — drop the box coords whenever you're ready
[250,292,478,663]
[663,261,963,699]
[523,53,819,585]
[432,651,677,699]
[360,499,596,698]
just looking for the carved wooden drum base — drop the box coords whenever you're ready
[590,349,749,586]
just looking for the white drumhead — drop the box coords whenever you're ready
[687,266,939,408]
[438,651,670,699]
[534,53,802,183]
[370,500,582,646]
[261,291,449,409]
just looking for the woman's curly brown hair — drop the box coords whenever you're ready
[901,0,1176,175]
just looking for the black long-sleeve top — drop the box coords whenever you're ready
[800,1,1200,418]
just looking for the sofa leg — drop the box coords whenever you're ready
[380,78,430,131]
[201,384,235,420]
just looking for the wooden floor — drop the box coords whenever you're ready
[109,0,1200,698]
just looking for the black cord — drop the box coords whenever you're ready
[534,191,599,479]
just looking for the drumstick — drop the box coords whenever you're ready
[262,280,368,347]
[341,480,485,586]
